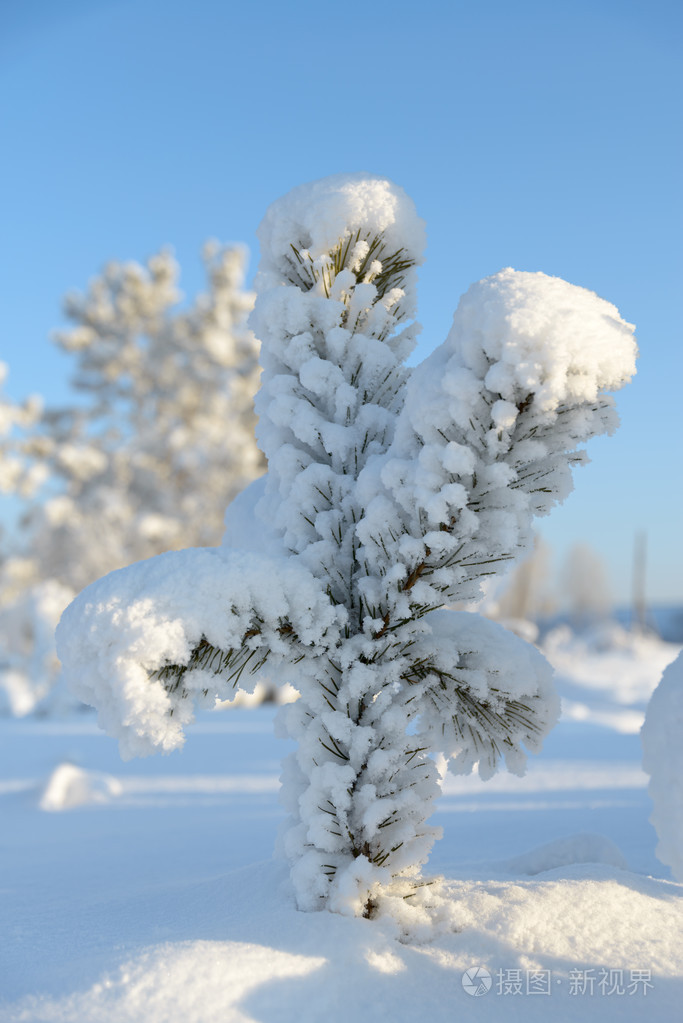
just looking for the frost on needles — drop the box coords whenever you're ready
[57,174,637,923]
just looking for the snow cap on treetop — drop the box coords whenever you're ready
[448,268,637,412]
[255,173,426,287]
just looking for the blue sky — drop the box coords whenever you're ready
[1,0,681,604]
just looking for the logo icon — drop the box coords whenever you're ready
[462,966,492,997]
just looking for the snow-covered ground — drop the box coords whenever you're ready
[0,629,681,1022]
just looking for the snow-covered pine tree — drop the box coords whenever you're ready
[57,175,636,922]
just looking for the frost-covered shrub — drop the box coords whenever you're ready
[642,651,683,881]
[57,174,636,919]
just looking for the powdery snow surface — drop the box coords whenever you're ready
[542,624,678,734]
[1,631,682,1022]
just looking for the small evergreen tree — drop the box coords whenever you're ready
[57,175,636,920]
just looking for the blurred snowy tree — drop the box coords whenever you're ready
[562,542,613,627]
[488,535,555,632]
[0,244,263,713]
[0,362,44,497]
[57,175,636,923]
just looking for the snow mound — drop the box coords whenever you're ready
[504,833,629,876]
[39,762,122,811]
[642,650,683,880]
[18,940,327,1023]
